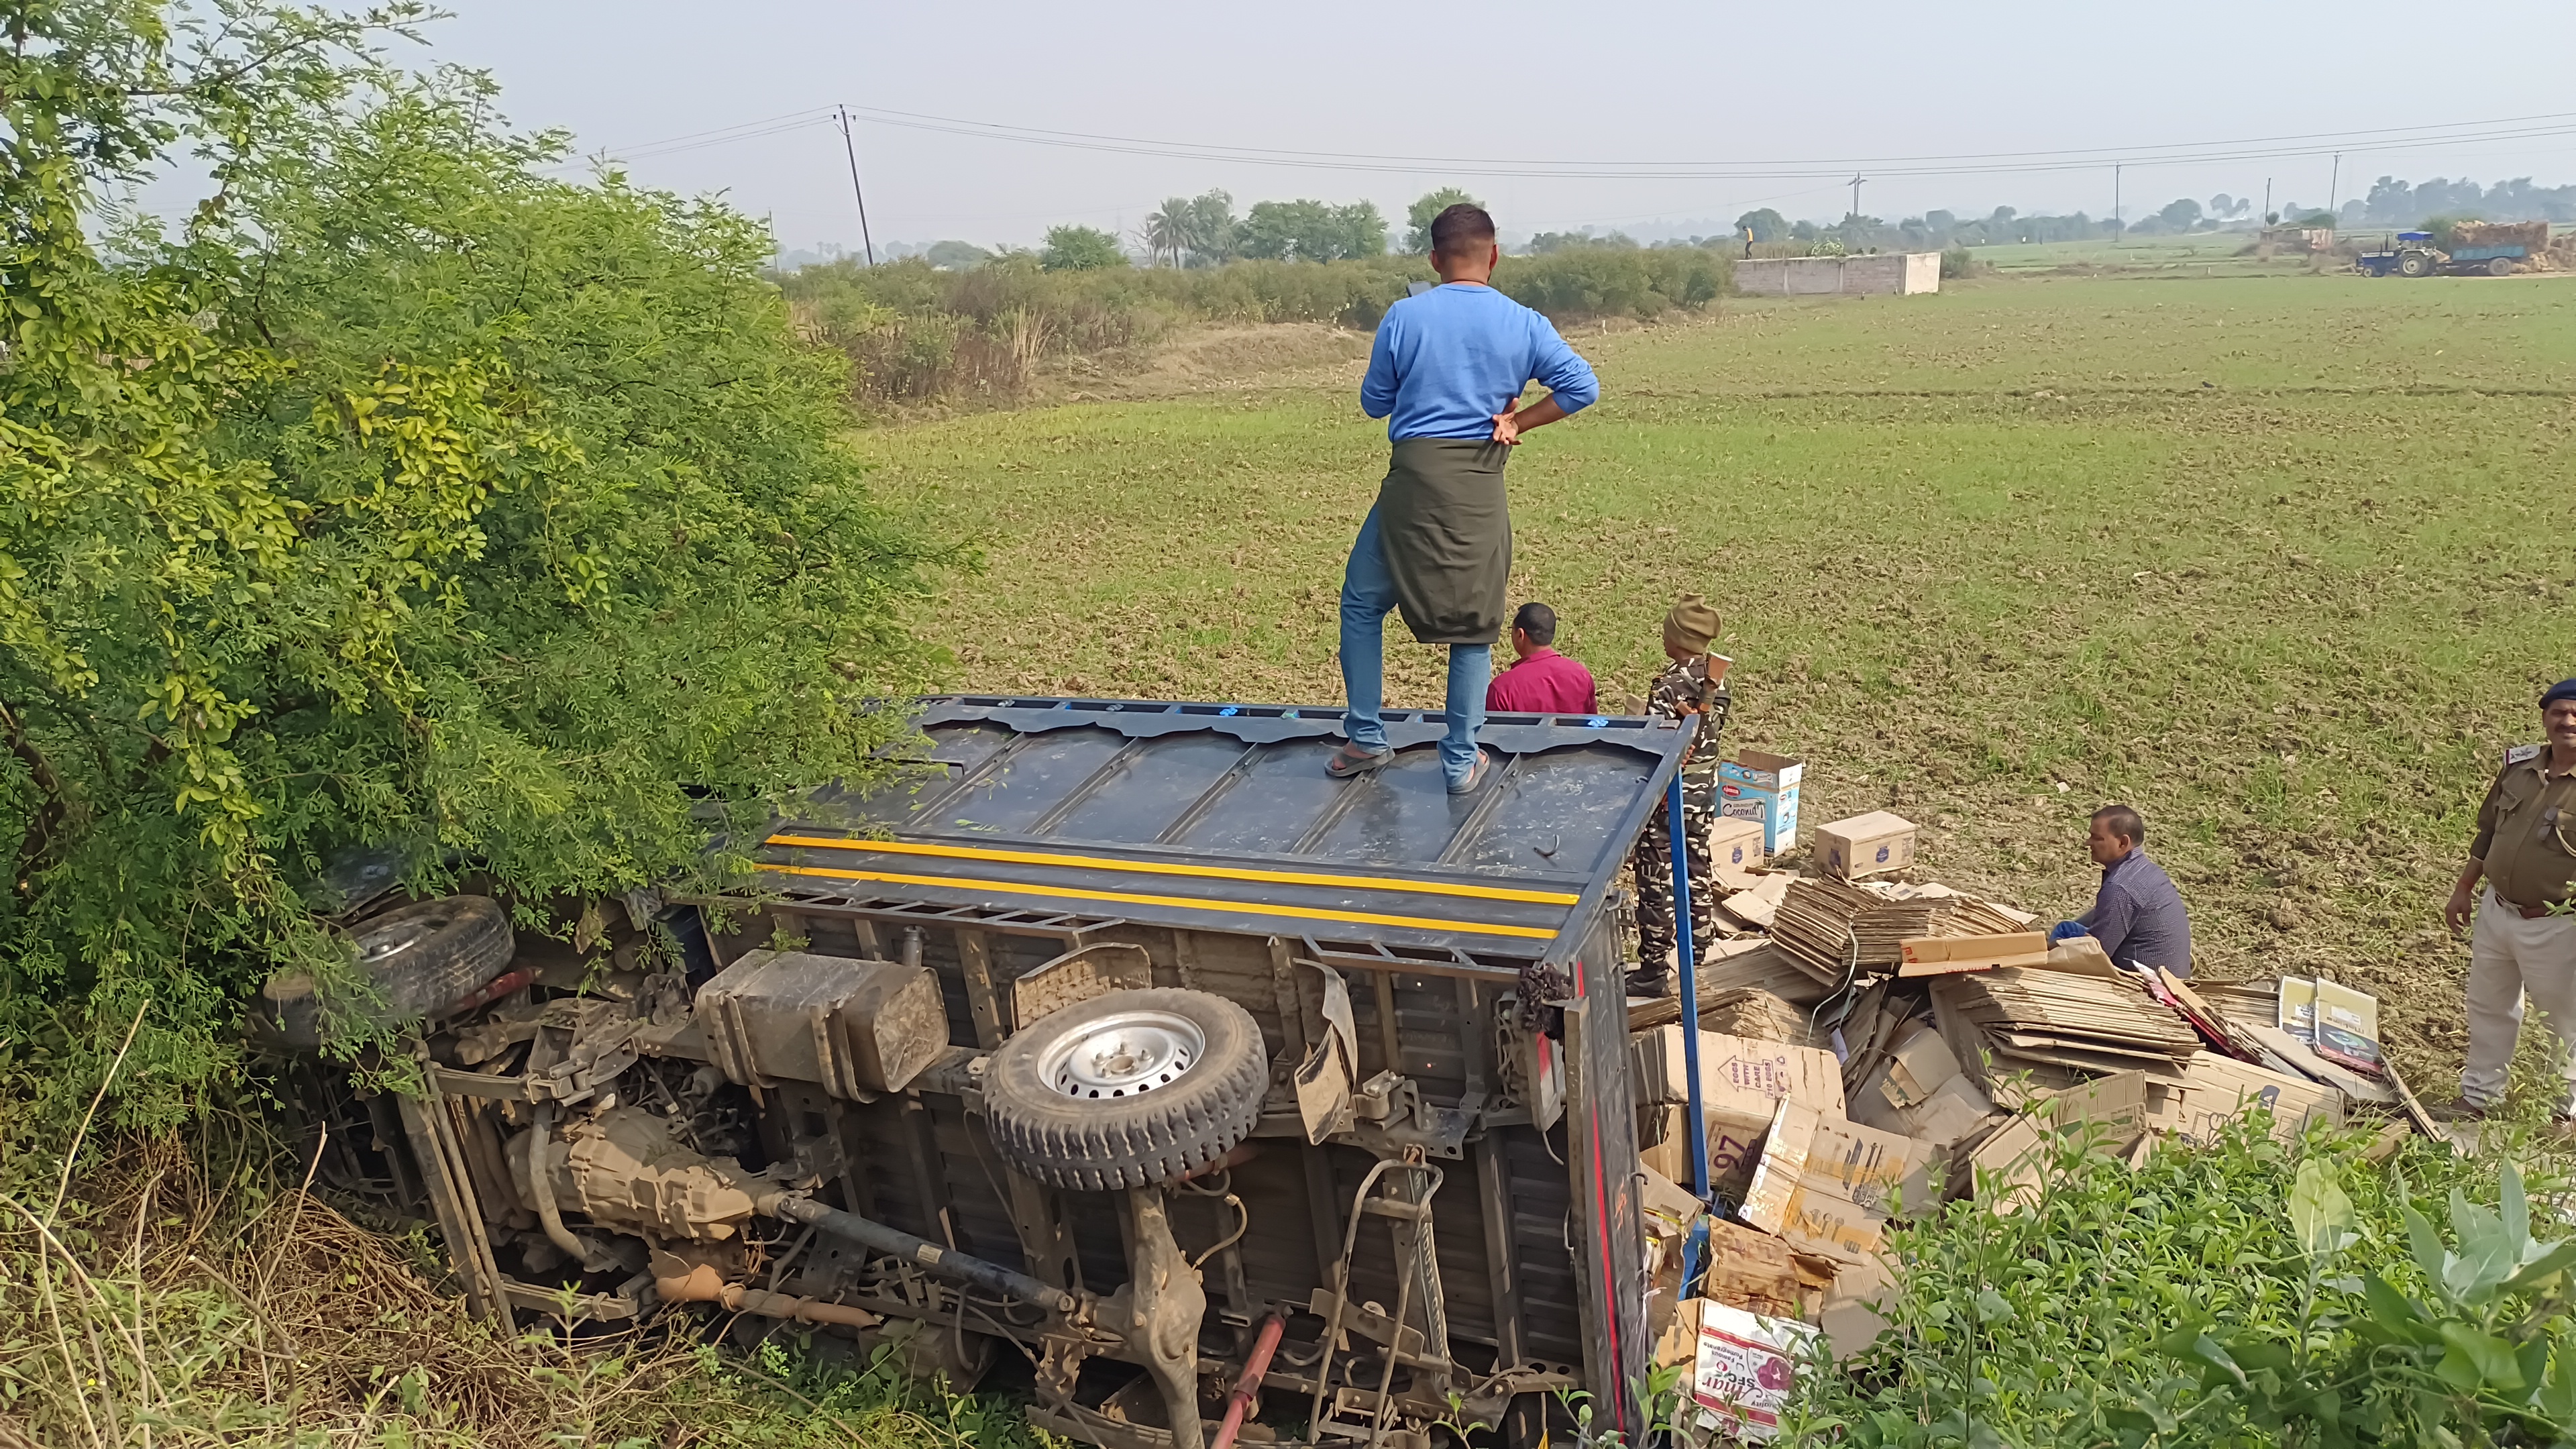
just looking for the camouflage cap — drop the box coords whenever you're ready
[1663,594,1721,655]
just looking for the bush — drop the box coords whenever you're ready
[1040,224,1127,272]
[1940,245,1975,278]
[0,3,951,1134]
[780,243,1731,407]
[1789,1109,2576,1446]
[1495,244,1728,319]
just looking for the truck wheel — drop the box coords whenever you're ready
[265,896,517,1049]
[982,988,1267,1191]
[2489,257,2516,276]
[2397,251,2432,278]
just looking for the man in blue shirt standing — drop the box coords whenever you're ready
[1328,205,1600,793]
[2053,803,2196,976]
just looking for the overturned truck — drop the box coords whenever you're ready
[288,696,1703,1449]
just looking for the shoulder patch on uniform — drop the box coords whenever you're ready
[2507,743,2543,765]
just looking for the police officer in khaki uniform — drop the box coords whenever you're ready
[2443,677,2576,1118]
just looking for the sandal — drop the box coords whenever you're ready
[1326,741,1394,778]
[1446,747,1492,796]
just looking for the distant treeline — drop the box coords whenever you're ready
[778,189,1727,406]
[1717,172,2576,256]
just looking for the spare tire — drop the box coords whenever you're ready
[981,988,1267,1192]
[265,895,517,1049]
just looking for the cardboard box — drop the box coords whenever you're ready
[1878,1028,1964,1110]
[1707,814,1769,882]
[1805,1114,1927,1213]
[1776,1179,1885,1263]
[2171,1053,2343,1144]
[1817,1253,1895,1360]
[1641,1102,1774,1191]
[1740,1098,1823,1234]
[1719,751,1805,855]
[1654,1295,1709,1369]
[1632,1026,1849,1118]
[1701,1221,1806,1320]
[1811,811,1918,881]
[1690,1301,1819,1442]
[1898,931,2049,977]
[1911,1076,2002,1148]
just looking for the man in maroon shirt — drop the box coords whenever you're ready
[1485,602,1598,715]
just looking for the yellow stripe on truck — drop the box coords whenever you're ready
[763,833,1581,906]
[765,863,1562,941]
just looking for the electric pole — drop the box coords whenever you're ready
[2112,164,2122,245]
[835,105,877,266]
[2327,152,2341,227]
[1849,174,1864,224]
[2263,177,2272,225]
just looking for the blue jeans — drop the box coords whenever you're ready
[1338,503,1490,785]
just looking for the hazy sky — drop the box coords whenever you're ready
[401,1,2576,252]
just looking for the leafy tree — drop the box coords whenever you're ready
[1040,225,1126,272]
[923,239,992,270]
[1405,187,1483,253]
[2157,197,2204,231]
[0,1,951,1130]
[1735,209,1788,244]
[1240,199,1385,262]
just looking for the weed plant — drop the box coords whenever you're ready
[1788,1104,2576,1447]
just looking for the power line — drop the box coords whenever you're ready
[828,109,2576,183]
[833,102,2576,173]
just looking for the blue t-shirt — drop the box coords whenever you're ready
[1360,283,1600,441]
[2077,849,2195,974]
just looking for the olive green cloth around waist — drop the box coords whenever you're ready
[1376,437,1513,646]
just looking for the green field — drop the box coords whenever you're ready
[857,272,2576,1083]
[1968,231,2310,276]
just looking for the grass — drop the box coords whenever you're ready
[862,270,2576,1085]
[0,1120,1045,1448]
[1967,233,2307,276]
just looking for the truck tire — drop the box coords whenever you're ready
[2489,257,2516,276]
[981,987,1267,1191]
[265,896,517,1049]
[2397,250,2432,278]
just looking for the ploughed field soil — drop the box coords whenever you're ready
[855,272,2576,1089]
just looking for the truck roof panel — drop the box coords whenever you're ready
[758,695,1697,960]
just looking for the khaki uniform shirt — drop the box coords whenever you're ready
[2471,744,2576,909]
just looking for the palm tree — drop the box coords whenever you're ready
[1144,199,1192,268]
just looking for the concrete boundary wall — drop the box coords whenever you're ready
[1734,252,1940,297]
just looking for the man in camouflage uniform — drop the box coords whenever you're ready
[1629,595,1730,998]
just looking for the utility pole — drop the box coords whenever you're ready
[2112,164,2122,245]
[1849,173,1864,224]
[835,105,877,266]
[2327,152,2341,226]
[2263,177,2272,225]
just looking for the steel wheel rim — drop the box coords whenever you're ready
[1041,1009,1204,1100]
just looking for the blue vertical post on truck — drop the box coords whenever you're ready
[736,696,1693,1448]
[303,694,1701,1449]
